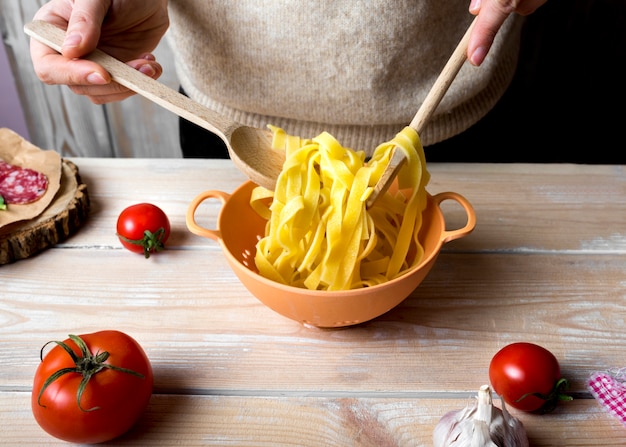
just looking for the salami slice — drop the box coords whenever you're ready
[0,160,49,204]
[0,160,12,176]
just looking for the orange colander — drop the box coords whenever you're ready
[187,181,475,328]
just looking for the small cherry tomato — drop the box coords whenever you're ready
[32,331,153,444]
[489,342,571,413]
[116,203,170,258]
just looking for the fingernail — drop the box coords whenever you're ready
[86,72,107,84]
[139,64,156,77]
[141,53,156,61]
[470,46,487,66]
[63,33,82,49]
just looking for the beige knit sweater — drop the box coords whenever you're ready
[167,1,523,152]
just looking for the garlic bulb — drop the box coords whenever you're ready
[433,385,529,447]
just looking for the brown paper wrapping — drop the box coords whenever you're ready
[0,128,62,228]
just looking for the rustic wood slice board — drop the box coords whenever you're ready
[0,160,89,265]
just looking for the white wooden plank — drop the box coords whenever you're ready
[1,392,624,446]
[1,160,625,446]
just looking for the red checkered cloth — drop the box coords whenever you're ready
[588,368,626,426]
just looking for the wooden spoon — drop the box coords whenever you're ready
[24,20,284,190]
[366,16,477,207]
[26,18,474,204]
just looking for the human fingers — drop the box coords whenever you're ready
[467,0,548,66]
[68,56,163,105]
[511,0,548,16]
[470,0,548,17]
[30,39,111,87]
[467,0,514,66]
[61,0,111,59]
[30,0,112,88]
[32,0,110,59]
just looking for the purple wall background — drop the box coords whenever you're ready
[0,39,30,140]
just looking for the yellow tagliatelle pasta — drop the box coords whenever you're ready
[250,125,430,290]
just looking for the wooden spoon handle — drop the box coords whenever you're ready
[24,20,236,139]
[367,17,477,208]
[410,16,477,133]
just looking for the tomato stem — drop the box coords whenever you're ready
[37,334,145,412]
[515,377,573,414]
[117,227,167,258]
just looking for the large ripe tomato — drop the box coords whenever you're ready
[32,331,153,444]
[489,342,571,413]
[116,203,171,258]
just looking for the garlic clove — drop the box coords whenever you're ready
[433,385,529,447]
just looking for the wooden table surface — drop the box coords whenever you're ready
[1,158,625,446]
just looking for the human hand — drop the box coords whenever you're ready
[30,0,169,104]
[468,0,548,66]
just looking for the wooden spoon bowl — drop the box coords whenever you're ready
[24,20,285,190]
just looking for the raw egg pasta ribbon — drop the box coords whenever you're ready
[369,127,430,278]
[251,125,430,290]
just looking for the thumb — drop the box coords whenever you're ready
[62,0,111,59]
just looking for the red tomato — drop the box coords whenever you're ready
[116,203,171,258]
[32,331,153,444]
[489,342,571,413]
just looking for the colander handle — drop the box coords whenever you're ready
[186,190,231,241]
[432,191,476,244]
